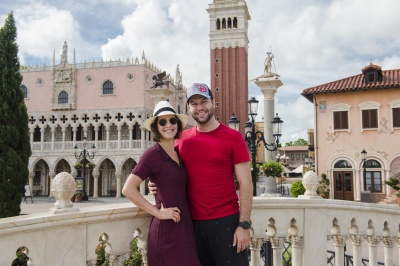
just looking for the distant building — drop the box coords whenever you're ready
[21,42,186,197]
[302,63,400,202]
[277,146,311,170]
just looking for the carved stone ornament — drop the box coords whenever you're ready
[50,172,79,213]
[298,171,321,199]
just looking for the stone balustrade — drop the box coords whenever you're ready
[1,172,399,265]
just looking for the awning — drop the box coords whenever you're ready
[291,165,304,174]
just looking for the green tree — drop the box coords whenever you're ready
[285,138,308,147]
[0,12,32,218]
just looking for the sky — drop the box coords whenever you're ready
[2,0,400,145]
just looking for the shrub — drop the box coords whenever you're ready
[318,173,330,195]
[290,181,306,197]
[262,160,284,177]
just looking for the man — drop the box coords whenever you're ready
[151,83,253,266]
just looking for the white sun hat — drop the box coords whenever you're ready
[144,101,188,131]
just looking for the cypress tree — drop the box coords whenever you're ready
[0,12,32,218]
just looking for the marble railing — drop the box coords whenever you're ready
[1,172,400,266]
[1,198,399,266]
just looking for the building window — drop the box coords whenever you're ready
[296,154,300,160]
[362,109,378,129]
[33,126,40,142]
[233,17,238,28]
[291,154,295,160]
[333,111,348,130]
[228,17,232,29]
[222,18,226,29]
[334,160,352,168]
[363,159,382,192]
[393,108,400,128]
[34,171,41,186]
[216,102,219,107]
[216,73,219,78]
[216,87,219,92]
[103,80,114,95]
[216,19,220,30]
[58,91,68,104]
[21,85,28,98]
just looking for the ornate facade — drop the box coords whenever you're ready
[22,42,186,197]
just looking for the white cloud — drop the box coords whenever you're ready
[3,0,400,146]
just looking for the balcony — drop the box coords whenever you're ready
[1,196,399,265]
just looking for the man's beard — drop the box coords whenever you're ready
[192,106,215,125]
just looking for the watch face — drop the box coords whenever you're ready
[239,221,251,229]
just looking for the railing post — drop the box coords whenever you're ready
[269,236,284,266]
[349,235,363,266]
[366,236,379,266]
[250,235,266,266]
[382,236,394,266]
[288,235,303,266]
[331,235,346,266]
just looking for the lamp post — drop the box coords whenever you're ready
[361,148,367,190]
[244,97,283,196]
[75,137,95,201]
[228,113,240,131]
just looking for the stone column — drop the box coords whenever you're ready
[94,126,99,148]
[250,235,266,266]
[269,236,284,266]
[141,128,145,149]
[350,234,363,266]
[48,171,56,197]
[51,127,55,151]
[40,126,45,151]
[29,128,34,151]
[287,235,303,266]
[116,171,122,198]
[331,235,346,266]
[366,236,379,266]
[117,125,122,150]
[382,236,394,266]
[72,127,77,147]
[93,170,100,198]
[28,172,34,195]
[106,125,110,150]
[128,124,133,149]
[61,127,66,151]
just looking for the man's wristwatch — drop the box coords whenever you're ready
[238,221,252,229]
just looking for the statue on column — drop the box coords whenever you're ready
[264,52,274,74]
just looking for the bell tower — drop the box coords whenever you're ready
[207,0,251,135]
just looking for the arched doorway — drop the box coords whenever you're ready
[333,159,354,201]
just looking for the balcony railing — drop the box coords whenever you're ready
[1,196,399,265]
[31,140,153,151]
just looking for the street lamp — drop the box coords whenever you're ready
[361,148,367,190]
[244,97,283,196]
[228,113,240,131]
[74,137,95,201]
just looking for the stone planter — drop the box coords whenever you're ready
[264,176,277,194]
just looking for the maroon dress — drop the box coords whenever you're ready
[132,143,200,266]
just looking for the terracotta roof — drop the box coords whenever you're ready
[301,64,400,102]
[278,146,309,152]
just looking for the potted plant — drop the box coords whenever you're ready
[384,177,400,205]
[73,162,82,169]
[87,162,96,169]
[74,192,83,202]
[318,173,330,199]
[262,160,284,178]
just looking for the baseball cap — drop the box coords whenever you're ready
[186,83,213,103]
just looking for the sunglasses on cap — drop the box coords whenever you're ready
[158,117,178,126]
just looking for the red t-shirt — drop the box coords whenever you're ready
[176,123,250,220]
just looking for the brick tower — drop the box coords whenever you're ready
[207,0,251,135]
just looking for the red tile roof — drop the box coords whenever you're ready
[278,146,309,151]
[301,64,400,102]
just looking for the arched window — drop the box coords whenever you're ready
[216,19,221,30]
[233,17,238,28]
[21,85,28,98]
[103,80,114,95]
[58,91,68,104]
[334,160,352,168]
[222,18,226,29]
[365,159,381,168]
[228,18,232,29]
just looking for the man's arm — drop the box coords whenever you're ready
[233,161,253,253]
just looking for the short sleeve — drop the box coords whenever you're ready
[132,147,157,181]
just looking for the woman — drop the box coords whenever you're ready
[122,101,200,266]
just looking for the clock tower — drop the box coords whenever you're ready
[207,0,251,135]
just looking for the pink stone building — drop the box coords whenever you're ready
[22,42,186,197]
[302,63,400,202]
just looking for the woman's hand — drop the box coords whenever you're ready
[157,203,181,223]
